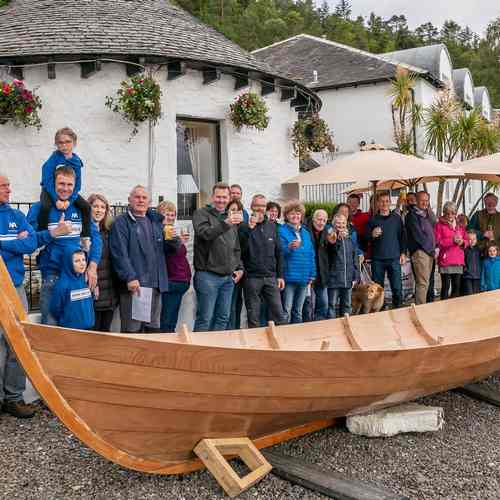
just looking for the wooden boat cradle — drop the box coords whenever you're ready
[1,256,500,490]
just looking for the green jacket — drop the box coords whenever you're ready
[468,209,500,250]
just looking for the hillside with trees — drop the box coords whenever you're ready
[175,0,500,107]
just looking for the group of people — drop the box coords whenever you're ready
[1,126,500,420]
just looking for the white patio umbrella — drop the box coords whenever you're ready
[460,153,500,182]
[283,150,464,195]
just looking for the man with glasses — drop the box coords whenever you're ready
[238,194,286,328]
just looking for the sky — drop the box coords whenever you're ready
[338,0,500,37]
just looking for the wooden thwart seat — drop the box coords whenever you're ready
[194,437,272,497]
[409,304,444,346]
[342,314,362,350]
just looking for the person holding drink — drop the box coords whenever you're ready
[468,193,500,251]
[157,201,191,332]
[192,182,243,332]
[434,201,468,300]
[279,201,316,324]
[366,192,406,308]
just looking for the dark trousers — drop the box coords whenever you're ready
[38,189,92,238]
[93,309,115,332]
[440,273,462,300]
[160,281,190,332]
[371,258,402,308]
[243,277,286,328]
[227,280,243,330]
[463,278,481,296]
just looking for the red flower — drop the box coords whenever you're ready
[25,106,33,114]
[2,83,11,95]
[127,88,134,95]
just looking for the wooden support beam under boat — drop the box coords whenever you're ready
[263,451,408,500]
[342,315,362,351]
[194,437,272,498]
[409,304,443,346]
[167,60,187,80]
[266,321,281,350]
[202,67,221,85]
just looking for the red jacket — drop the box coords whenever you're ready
[351,210,370,239]
[434,218,469,267]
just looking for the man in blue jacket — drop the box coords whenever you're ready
[0,174,38,418]
[28,166,102,325]
[109,185,180,333]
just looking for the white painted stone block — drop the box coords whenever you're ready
[347,403,444,437]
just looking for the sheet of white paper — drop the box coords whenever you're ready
[131,287,152,323]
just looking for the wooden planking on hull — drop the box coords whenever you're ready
[52,376,384,414]
[36,347,500,399]
[25,322,500,379]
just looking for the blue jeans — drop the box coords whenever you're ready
[40,273,59,325]
[0,286,28,403]
[314,284,329,320]
[282,283,308,324]
[194,271,234,332]
[160,281,190,332]
[328,287,352,318]
[371,258,402,308]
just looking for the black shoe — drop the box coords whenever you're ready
[2,401,36,419]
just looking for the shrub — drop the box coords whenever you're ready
[304,201,337,219]
[229,92,270,132]
[0,79,42,129]
[105,74,162,138]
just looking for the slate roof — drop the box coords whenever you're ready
[452,68,474,104]
[383,44,448,82]
[253,34,429,90]
[0,0,277,77]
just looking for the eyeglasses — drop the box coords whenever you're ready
[57,140,73,145]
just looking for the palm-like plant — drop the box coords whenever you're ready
[389,67,422,155]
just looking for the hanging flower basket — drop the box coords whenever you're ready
[105,75,162,137]
[0,79,42,129]
[229,92,270,132]
[291,113,335,160]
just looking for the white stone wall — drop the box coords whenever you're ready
[0,63,299,208]
[317,83,395,156]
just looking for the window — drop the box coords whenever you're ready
[176,119,221,219]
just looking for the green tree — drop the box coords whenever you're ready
[334,0,351,21]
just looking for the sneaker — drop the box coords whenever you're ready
[2,401,36,419]
[80,237,91,252]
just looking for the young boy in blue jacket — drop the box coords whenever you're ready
[481,243,500,292]
[50,248,95,329]
[39,127,92,247]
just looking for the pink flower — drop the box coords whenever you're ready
[25,106,33,114]
[12,79,23,87]
[127,88,134,95]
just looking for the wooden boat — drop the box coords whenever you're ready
[1,258,500,476]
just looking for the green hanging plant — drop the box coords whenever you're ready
[229,92,270,132]
[291,113,336,161]
[105,74,162,137]
[0,79,42,130]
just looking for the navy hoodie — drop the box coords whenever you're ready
[50,248,95,329]
[41,150,83,204]
[0,203,38,286]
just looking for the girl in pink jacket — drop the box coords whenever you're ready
[435,201,469,300]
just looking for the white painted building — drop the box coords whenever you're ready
[254,35,495,213]
[0,0,319,212]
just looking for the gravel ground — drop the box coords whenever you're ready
[1,374,499,500]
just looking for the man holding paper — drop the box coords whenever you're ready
[110,185,180,333]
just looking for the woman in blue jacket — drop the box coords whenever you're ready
[279,201,316,324]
